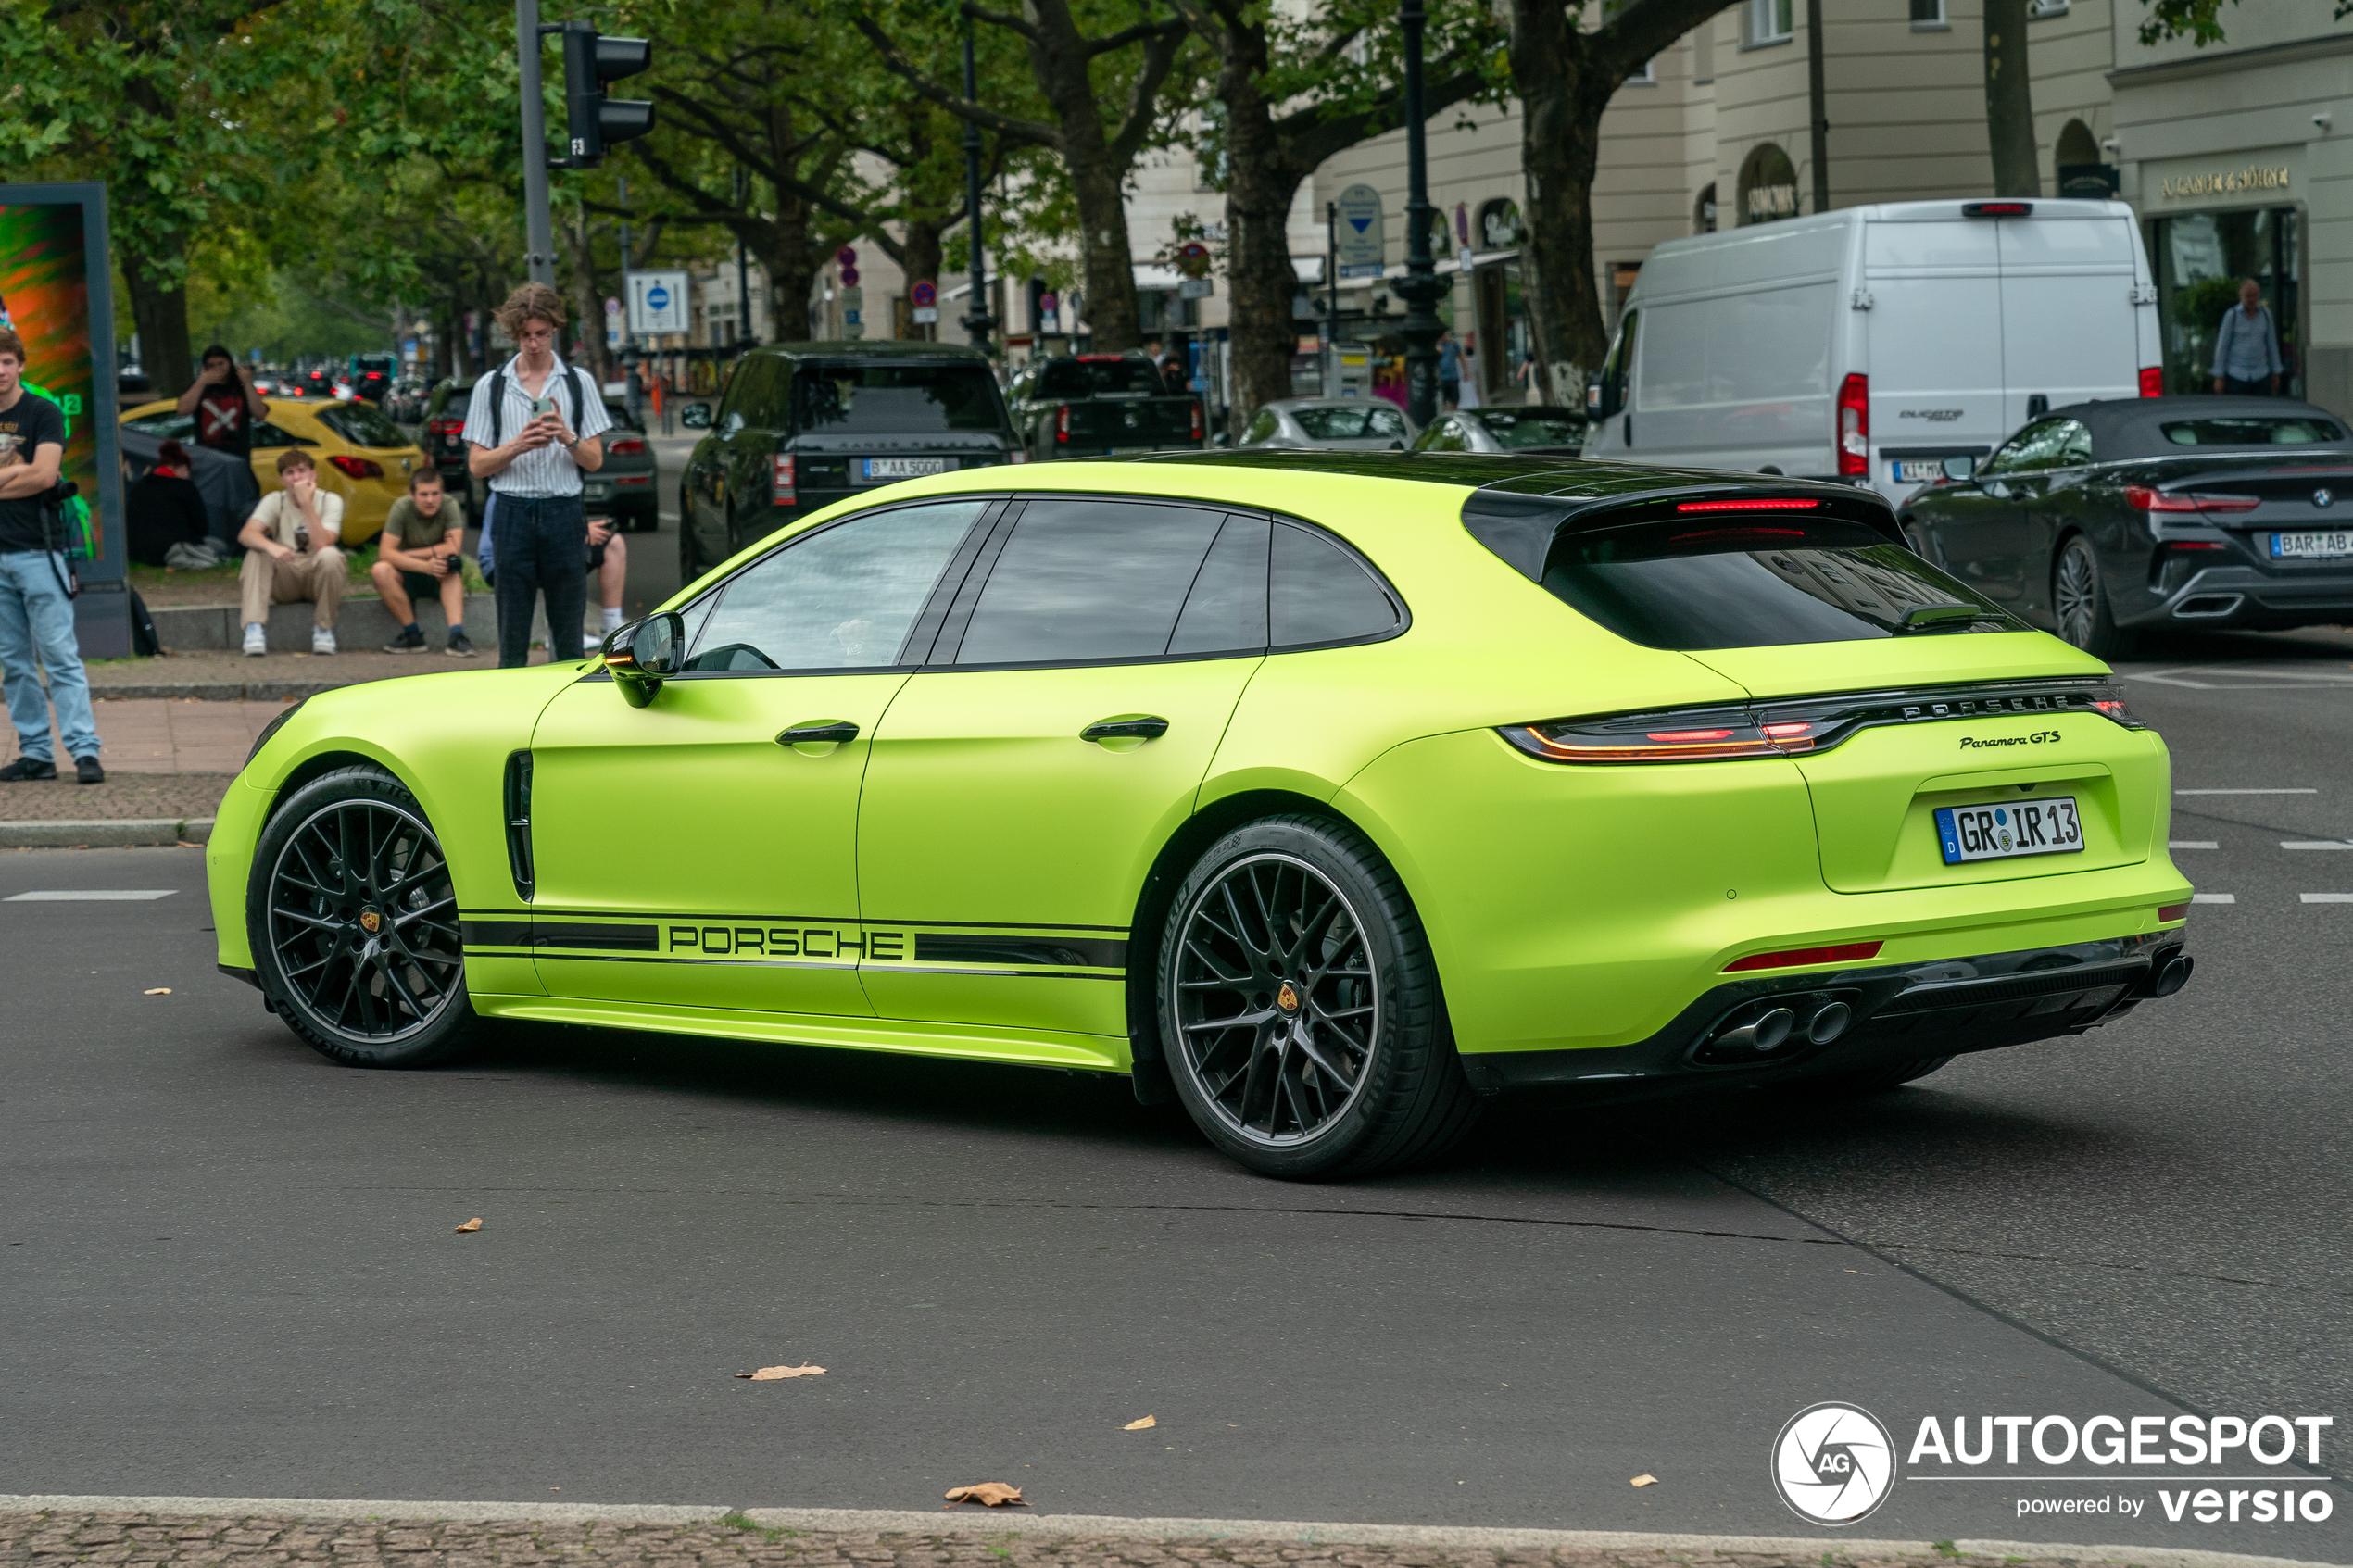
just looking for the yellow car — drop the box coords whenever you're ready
[121,395,430,549]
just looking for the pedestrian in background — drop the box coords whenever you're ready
[463,282,610,668]
[127,439,216,569]
[177,345,269,459]
[2211,278,2283,396]
[1437,326,1462,410]
[371,468,472,656]
[0,326,102,784]
[235,449,346,656]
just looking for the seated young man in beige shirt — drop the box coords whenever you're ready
[236,448,347,656]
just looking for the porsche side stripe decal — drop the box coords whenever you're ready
[459,915,1126,976]
[458,908,1126,935]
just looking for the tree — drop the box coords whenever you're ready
[854,0,1197,351]
[1169,0,1504,428]
[1982,0,2036,198]
[1505,0,1732,404]
[2133,0,2352,45]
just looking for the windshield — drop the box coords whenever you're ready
[795,363,1002,433]
[1038,359,1164,397]
[1539,517,2021,649]
[2162,416,2346,446]
[1480,408,1588,449]
[1294,405,1410,440]
[317,403,409,448]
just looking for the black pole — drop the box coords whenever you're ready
[1396,0,1443,429]
[959,15,996,356]
[1326,201,1339,395]
[733,167,752,345]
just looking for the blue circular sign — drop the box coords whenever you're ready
[647,284,671,311]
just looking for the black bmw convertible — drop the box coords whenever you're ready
[1897,395,2353,656]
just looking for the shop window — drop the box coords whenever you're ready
[1744,0,1793,46]
[2152,207,2301,399]
[1478,198,1522,250]
[1695,182,1718,234]
[1738,143,1800,224]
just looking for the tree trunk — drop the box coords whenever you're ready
[760,198,817,346]
[1509,0,1613,405]
[120,242,194,400]
[1023,5,1145,352]
[1982,0,2038,198]
[565,209,610,382]
[1219,57,1301,433]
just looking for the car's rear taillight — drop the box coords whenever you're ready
[1836,373,1868,477]
[773,453,796,504]
[2157,903,2190,922]
[1725,941,1884,973]
[2125,486,2259,515]
[327,455,383,480]
[427,418,462,436]
[609,436,648,457]
[1056,407,1071,445]
[1675,498,1821,513]
[2139,366,2164,398]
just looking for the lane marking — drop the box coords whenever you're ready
[2169,840,2218,848]
[4,889,178,902]
[2192,893,2236,904]
[2281,841,2353,849]
[2299,893,2353,903]
[2175,788,2318,795]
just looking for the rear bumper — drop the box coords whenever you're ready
[1457,930,2185,1095]
[2126,560,2353,630]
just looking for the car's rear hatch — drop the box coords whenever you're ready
[786,359,1013,504]
[1054,395,1201,456]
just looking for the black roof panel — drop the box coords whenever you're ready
[1136,447,1870,499]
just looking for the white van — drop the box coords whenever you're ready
[1581,198,2162,504]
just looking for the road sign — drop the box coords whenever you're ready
[837,245,858,267]
[1179,277,1214,299]
[910,279,937,308]
[840,264,860,287]
[1175,241,1213,281]
[1335,184,1385,279]
[626,270,689,336]
[912,307,938,324]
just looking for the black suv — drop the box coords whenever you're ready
[678,342,1016,577]
[1006,354,1204,460]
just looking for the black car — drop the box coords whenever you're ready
[1900,395,2353,656]
[1005,353,1204,460]
[678,342,1016,578]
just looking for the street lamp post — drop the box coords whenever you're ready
[1394,0,1445,429]
[959,15,996,355]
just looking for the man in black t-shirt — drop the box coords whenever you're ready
[175,343,268,459]
[0,326,103,783]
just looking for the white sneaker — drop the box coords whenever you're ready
[242,623,267,657]
[312,627,337,656]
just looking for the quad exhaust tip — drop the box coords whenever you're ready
[1694,995,1852,1064]
[2148,951,2194,997]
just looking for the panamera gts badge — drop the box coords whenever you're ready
[360,910,382,933]
[1277,983,1301,1013]
[2316,488,2334,509]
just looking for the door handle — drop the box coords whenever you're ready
[1081,716,1169,743]
[778,721,859,745]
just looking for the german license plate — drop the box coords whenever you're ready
[862,458,950,480]
[1935,797,2084,865]
[582,481,613,500]
[1109,445,1156,456]
[2271,531,2353,558]
[1893,459,1942,484]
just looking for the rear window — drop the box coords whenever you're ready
[2162,416,2346,446]
[1479,409,1588,449]
[1293,404,1410,440]
[1038,359,1164,397]
[316,403,408,448]
[794,363,1002,434]
[1539,517,2021,650]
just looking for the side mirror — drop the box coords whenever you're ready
[603,611,686,708]
[680,402,713,430]
[1942,454,1978,483]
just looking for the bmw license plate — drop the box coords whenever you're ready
[1935,797,2084,865]
[582,480,613,500]
[1892,459,1943,484]
[2271,531,2353,558]
[862,458,950,480]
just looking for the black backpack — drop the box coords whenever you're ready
[486,359,588,446]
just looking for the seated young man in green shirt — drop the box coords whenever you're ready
[371,468,473,655]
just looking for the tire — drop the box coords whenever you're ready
[2053,535,2135,659]
[1803,1054,1955,1096]
[1156,814,1479,1180]
[247,764,478,1069]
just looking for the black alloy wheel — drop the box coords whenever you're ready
[2054,535,2133,659]
[248,765,477,1068]
[1158,815,1478,1179]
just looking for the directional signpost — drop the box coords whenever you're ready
[1335,184,1386,280]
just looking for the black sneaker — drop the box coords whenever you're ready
[0,756,57,782]
[446,629,476,658]
[74,754,105,785]
[383,624,428,654]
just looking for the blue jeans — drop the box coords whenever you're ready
[490,493,589,668]
[0,550,100,763]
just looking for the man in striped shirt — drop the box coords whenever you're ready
[463,283,613,667]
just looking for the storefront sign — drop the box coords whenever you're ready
[2159,165,2290,200]
[2141,147,2303,209]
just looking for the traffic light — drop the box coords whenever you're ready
[560,21,652,168]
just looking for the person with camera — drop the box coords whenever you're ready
[462,282,610,669]
[235,448,347,656]
[371,468,472,656]
[0,327,102,784]
[176,344,270,458]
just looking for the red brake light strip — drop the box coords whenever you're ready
[1674,498,1821,513]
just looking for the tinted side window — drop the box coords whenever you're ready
[1270,523,1400,647]
[685,500,989,672]
[1243,409,1279,444]
[1168,515,1271,656]
[953,500,1226,665]
[1982,420,2064,475]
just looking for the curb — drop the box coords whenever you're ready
[0,1498,2340,1568]
[0,818,213,848]
[92,682,340,702]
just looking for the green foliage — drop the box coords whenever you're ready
[2134,0,2353,46]
[2171,274,2240,332]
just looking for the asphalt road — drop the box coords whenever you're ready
[3,621,2347,1553]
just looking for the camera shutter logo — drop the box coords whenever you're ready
[1772,1402,1897,1524]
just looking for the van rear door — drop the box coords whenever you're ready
[1863,218,2004,505]
[1998,215,2141,431]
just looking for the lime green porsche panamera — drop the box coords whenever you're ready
[207,452,2195,1178]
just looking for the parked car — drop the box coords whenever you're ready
[1006,353,1204,461]
[1898,395,2353,656]
[1581,198,2161,504]
[421,377,472,491]
[211,450,2192,1179]
[1239,397,1416,451]
[585,396,660,532]
[1411,407,1589,454]
[677,341,1017,580]
[120,395,429,549]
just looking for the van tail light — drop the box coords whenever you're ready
[608,436,648,457]
[1056,407,1071,445]
[326,455,382,480]
[2139,366,2164,398]
[1725,941,1884,973]
[773,453,796,505]
[1190,400,1204,443]
[1836,373,1869,476]
[2125,486,2259,515]
[1962,201,2033,218]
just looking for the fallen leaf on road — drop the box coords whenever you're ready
[1124,1415,1156,1430]
[145,987,171,996]
[736,1363,825,1380]
[1630,1474,1659,1487]
[455,1217,483,1233]
[944,1484,1026,1508]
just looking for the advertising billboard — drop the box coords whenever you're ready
[0,182,126,658]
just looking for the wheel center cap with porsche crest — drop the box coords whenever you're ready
[359,909,382,935]
[1276,982,1302,1014]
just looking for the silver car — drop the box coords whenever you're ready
[1239,397,1417,451]
[1409,406,1591,454]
